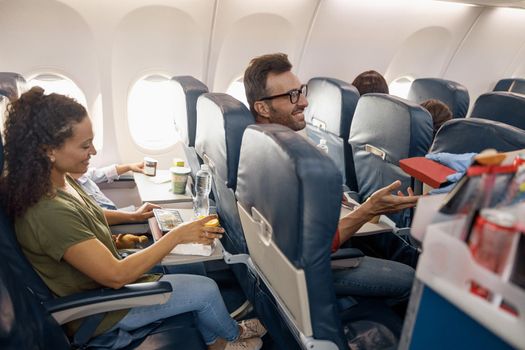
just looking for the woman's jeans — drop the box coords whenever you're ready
[109,274,239,346]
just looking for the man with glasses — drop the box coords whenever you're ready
[243,53,418,309]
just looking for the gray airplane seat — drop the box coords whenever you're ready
[0,72,28,101]
[195,95,301,349]
[236,124,347,350]
[470,91,525,130]
[349,94,433,227]
[493,78,525,95]
[171,75,209,191]
[407,77,470,118]
[0,139,206,350]
[195,92,255,255]
[430,118,525,154]
[305,77,360,192]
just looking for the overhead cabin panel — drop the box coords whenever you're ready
[300,0,482,85]
[208,0,319,92]
[444,6,525,109]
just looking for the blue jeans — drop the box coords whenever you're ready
[332,256,415,306]
[109,274,239,346]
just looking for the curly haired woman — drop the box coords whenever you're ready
[0,87,265,350]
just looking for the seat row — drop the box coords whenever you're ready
[1,72,525,349]
[173,76,525,349]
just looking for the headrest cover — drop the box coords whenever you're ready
[407,78,469,118]
[430,118,525,154]
[470,91,525,130]
[494,78,525,95]
[0,72,27,101]
[305,77,360,138]
[171,76,208,147]
[195,93,254,189]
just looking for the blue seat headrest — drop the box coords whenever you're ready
[470,91,525,130]
[171,76,209,147]
[0,72,27,101]
[407,78,469,118]
[195,93,254,190]
[493,78,525,95]
[305,77,360,138]
[430,118,525,154]
[236,124,341,266]
[235,124,346,348]
[350,94,433,164]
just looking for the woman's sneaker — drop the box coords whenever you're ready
[224,337,263,350]
[238,319,267,339]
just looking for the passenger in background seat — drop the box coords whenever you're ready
[0,87,265,350]
[70,162,161,230]
[244,53,416,306]
[420,99,453,138]
[74,162,145,210]
[351,70,389,95]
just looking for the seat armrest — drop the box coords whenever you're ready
[44,281,172,324]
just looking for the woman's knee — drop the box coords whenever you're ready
[163,274,220,300]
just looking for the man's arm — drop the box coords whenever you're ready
[337,181,418,245]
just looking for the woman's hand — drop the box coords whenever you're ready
[131,202,161,222]
[167,215,224,245]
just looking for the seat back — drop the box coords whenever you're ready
[407,78,469,119]
[429,118,525,154]
[305,77,360,191]
[493,78,525,95]
[0,139,54,302]
[470,91,525,130]
[349,94,433,226]
[194,93,254,254]
[0,72,27,100]
[236,124,346,350]
[171,76,209,189]
[0,135,69,347]
[0,243,70,349]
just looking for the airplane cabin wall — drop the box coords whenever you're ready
[0,0,524,168]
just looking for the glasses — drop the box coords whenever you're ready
[259,84,308,104]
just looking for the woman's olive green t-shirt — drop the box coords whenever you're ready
[15,176,160,337]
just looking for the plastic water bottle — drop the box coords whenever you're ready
[193,164,212,217]
[317,138,329,154]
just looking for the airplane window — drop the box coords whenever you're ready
[226,77,249,108]
[27,74,102,149]
[128,75,179,150]
[389,76,414,99]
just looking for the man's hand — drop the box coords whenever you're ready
[131,202,161,222]
[361,180,419,218]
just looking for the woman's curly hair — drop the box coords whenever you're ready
[0,86,87,218]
